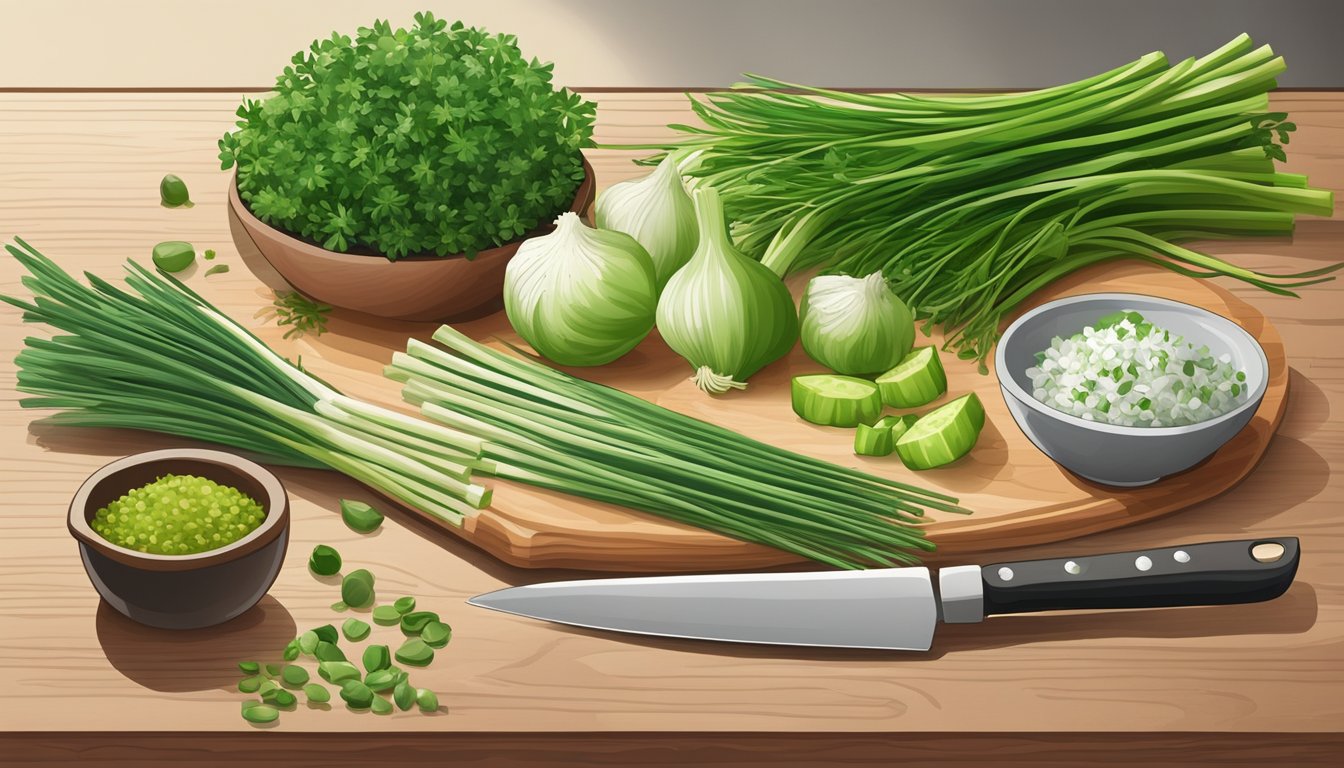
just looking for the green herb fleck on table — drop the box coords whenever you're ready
[269,291,331,340]
[159,174,192,208]
[340,499,384,533]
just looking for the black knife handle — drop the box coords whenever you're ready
[981,537,1299,616]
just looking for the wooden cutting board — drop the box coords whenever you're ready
[440,260,1288,572]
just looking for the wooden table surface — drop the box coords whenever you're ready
[0,91,1341,766]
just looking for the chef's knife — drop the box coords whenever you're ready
[468,537,1299,650]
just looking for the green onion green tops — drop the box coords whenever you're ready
[90,474,265,555]
[637,35,1336,364]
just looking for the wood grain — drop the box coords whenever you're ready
[4,731,1344,767]
[0,92,1340,743]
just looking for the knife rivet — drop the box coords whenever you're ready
[1064,560,1081,575]
[1135,555,1153,571]
[1173,550,1191,564]
[997,567,1014,581]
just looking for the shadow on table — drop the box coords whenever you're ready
[95,596,296,693]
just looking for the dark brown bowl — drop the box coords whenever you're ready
[227,157,596,322]
[68,449,290,630]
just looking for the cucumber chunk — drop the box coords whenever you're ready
[876,346,947,408]
[854,414,919,457]
[791,374,882,427]
[895,393,985,469]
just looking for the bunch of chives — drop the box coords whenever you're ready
[630,35,1336,365]
[386,326,969,569]
[3,239,488,526]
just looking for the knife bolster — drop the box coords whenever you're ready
[938,565,984,623]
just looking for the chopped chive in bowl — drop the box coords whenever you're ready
[1025,310,1248,427]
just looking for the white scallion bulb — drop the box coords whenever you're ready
[799,272,914,376]
[655,187,798,394]
[594,154,699,291]
[504,212,658,367]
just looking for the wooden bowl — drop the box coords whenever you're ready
[68,449,290,630]
[227,158,595,322]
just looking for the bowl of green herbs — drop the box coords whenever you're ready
[68,449,290,630]
[222,12,597,322]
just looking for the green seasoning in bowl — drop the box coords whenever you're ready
[1026,310,1248,427]
[90,474,266,555]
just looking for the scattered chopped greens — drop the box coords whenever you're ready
[394,681,416,711]
[219,12,594,259]
[203,249,217,260]
[416,688,439,712]
[314,641,346,662]
[241,702,278,724]
[205,264,230,277]
[420,621,451,648]
[393,596,417,614]
[303,683,330,703]
[339,680,374,709]
[399,611,439,635]
[308,545,341,576]
[311,625,339,644]
[342,618,371,642]
[362,644,390,674]
[159,174,192,208]
[317,661,360,684]
[341,569,375,608]
[372,605,402,626]
[280,665,309,688]
[340,499,384,533]
[151,241,195,273]
[395,639,434,667]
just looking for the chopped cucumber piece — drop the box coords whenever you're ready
[876,347,947,408]
[852,415,901,457]
[791,374,882,427]
[895,393,985,470]
[854,414,919,457]
[887,413,918,441]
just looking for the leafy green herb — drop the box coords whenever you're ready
[219,12,595,259]
[203,249,217,260]
[270,291,331,340]
[204,264,230,277]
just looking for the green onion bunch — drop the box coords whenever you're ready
[640,35,1336,365]
[5,240,965,568]
[3,239,489,526]
[387,326,969,569]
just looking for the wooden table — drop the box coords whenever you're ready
[1,91,1341,766]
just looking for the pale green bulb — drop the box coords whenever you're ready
[799,272,914,376]
[504,212,657,366]
[656,187,798,394]
[594,154,698,291]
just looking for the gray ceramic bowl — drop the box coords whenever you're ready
[995,293,1269,487]
[68,449,289,629]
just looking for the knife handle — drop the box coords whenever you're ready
[979,537,1299,616]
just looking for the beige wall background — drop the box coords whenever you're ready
[0,0,1341,89]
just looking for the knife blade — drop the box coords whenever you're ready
[468,537,1299,650]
